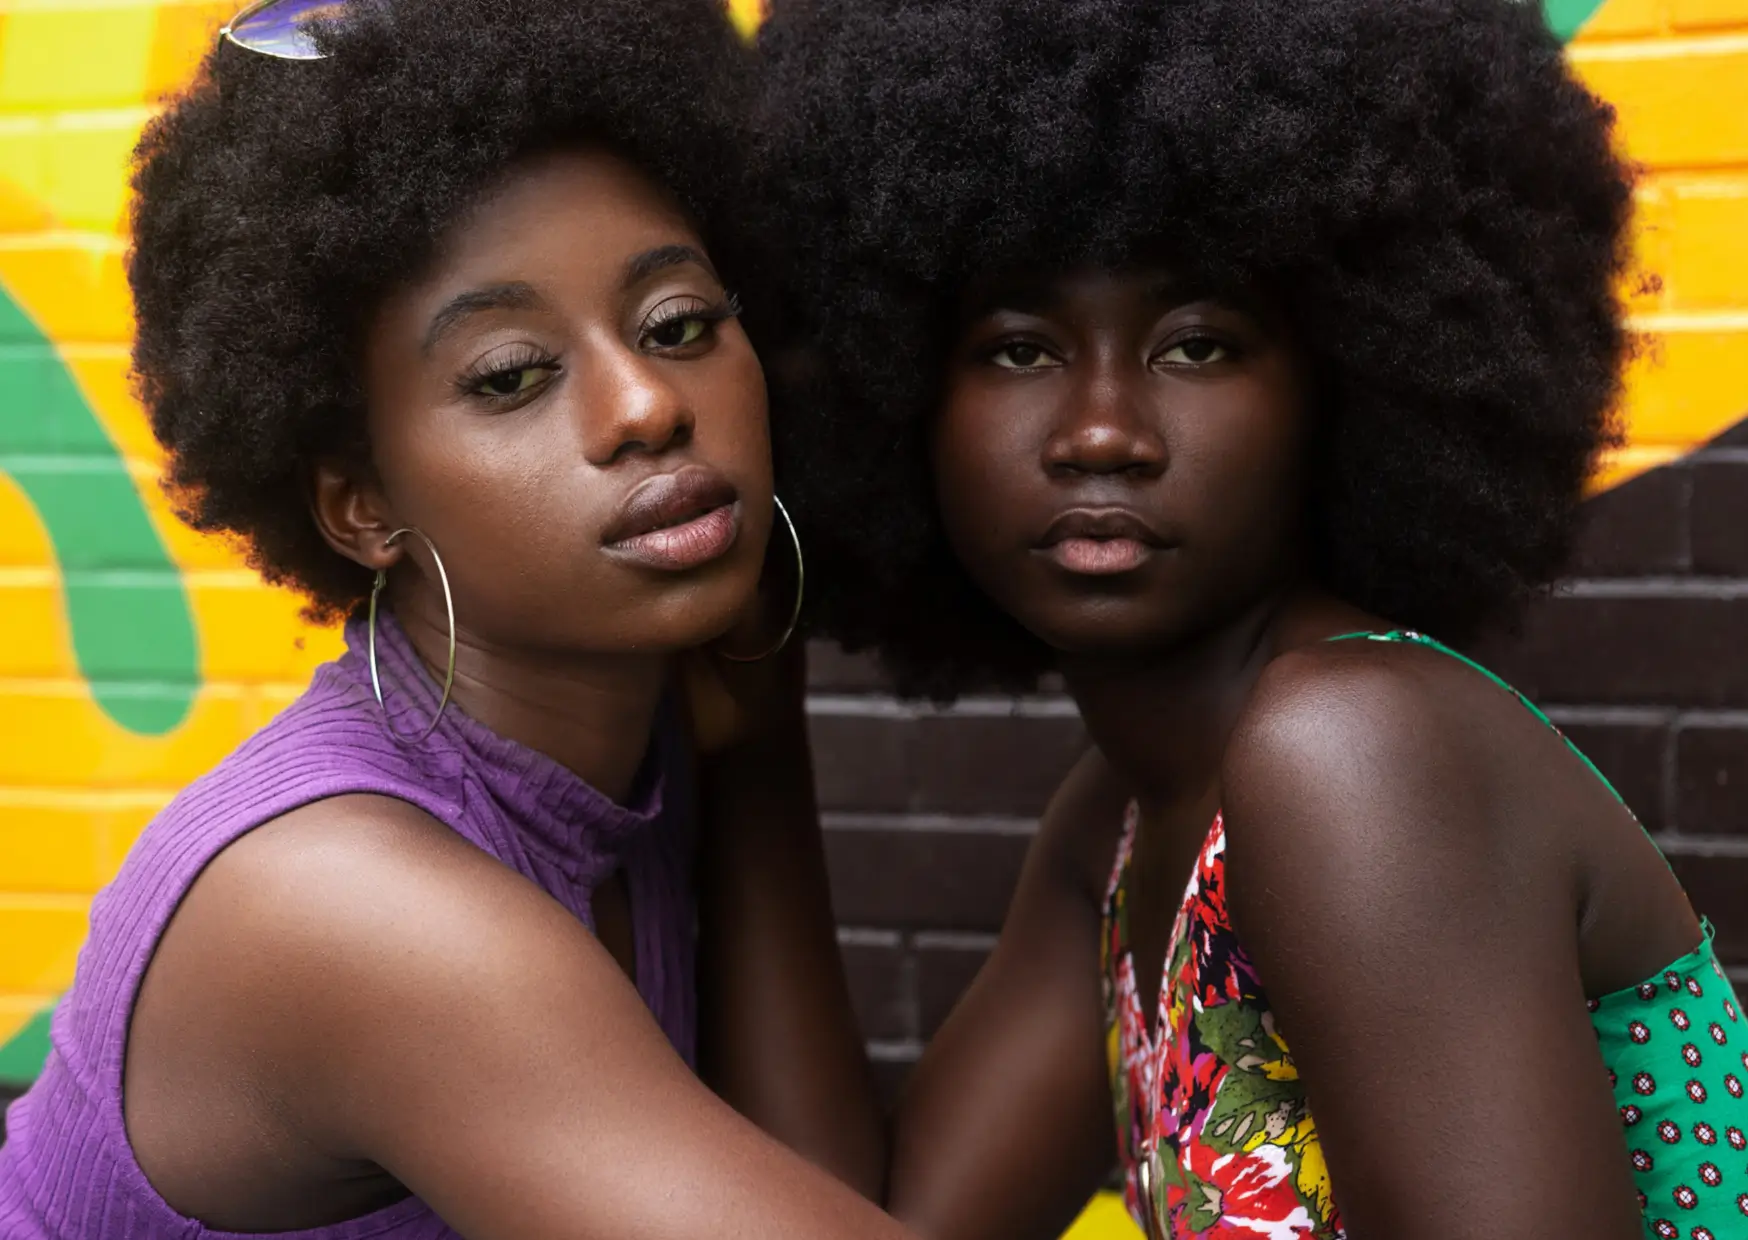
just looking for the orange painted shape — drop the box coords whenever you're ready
[0,579,76,677]
[1618,322,1748,445]
[1592,443,1691,491]
[0,117,51,234]
[0,895,90,992]
[0,471,50,568]
[1571,39,1748,169]
[1670,0,1748,30]
[0,6,155,111]
[1625,184,1673,314]
[60,347,162,463]
[1662,177,1748,308]
[145,2,232,100]
[192,578,343,682]
[0,681,249,789]
[0,235,133,344]
[0,177,53,233]
[1582,0,1669,38]
[0,795,159,894]
[44,109,154,234]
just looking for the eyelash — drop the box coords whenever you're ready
[454,344,561,403]
[980,329,1238,370]
[642,292,743,347]
[1154,330,1235,365]
[983,336,1059,367]
[450,291,744,405]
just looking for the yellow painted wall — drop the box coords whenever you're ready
[1577,0,1748,484]
[0,1,1741,1236]
[0,1,344,1085]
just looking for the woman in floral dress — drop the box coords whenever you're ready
[754,0,1748,1236]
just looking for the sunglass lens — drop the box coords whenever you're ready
[226,0,347,60]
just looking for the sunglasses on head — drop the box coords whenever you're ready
[221,0,348,60]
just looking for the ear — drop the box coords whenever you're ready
[309,459,404,574]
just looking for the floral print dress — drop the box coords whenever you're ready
[1099,630,1748,1240]
[1104,805,1342,1239]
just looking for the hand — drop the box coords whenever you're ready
[681,639,806,756]
[683,521,806,755]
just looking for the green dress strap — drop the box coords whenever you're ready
[1324,628,1626,809]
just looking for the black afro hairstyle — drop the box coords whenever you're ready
[130,0,754,619]
[752,0,1635,700]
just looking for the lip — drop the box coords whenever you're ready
[602,465,741,572]
[1034,507,1174,577]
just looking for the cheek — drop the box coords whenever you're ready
[374,408,603,592]
[931,390,1040,581]
[682,340,773,475]
[1176,384,1311,552]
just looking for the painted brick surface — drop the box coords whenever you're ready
[0,2,1742,1238]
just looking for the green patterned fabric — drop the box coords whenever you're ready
[1332,631,1748,1237]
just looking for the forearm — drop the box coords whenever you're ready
[695,690,887,1199]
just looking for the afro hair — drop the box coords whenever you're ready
[753,0,1635,700]
[129,0,755,618]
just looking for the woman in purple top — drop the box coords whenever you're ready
[0,0,902,1236]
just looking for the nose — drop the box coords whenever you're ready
[580,343,694,466]
[1040,367,1167,479]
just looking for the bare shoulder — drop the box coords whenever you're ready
[141,795,601,1113]
[185,794,568,969]
[1225,636,1530,807]
[1219,638,1560,916]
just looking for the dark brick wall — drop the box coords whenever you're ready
[816,421,1748,1101]
[2,435,1739,1138]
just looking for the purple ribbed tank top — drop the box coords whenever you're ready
[0,612,696,1239]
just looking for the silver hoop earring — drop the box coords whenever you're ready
[367,527,457,742]
[719,495,805,663]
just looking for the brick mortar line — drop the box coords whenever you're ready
[911,930,1001,952]
[1653,836,1748,858]
[1545,706,1748,727]
[1559,578,1748,598]
[1688,446,1748,465]
[837,927,903,948]
[1543,706,1680,726]
[806,694,1078,719]
[822,813,1038,836]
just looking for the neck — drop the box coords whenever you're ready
[1060,584,1355,812]
[390,592,668,804]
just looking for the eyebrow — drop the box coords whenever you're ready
[624,244,716,288]
[961,281,1066,323]
[1144,275,1227,307]
[422,281,546,355]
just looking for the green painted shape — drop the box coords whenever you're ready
[0,288,198,736]
[0,1003,53,1087]
[1543,0,1608,40]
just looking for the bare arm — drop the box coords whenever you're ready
[884,748,1129,1240]
[149,796,913,1240]
[691,642,887,1198]
[1221,652,1645,1240]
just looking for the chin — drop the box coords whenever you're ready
[1013,597,1197,659]
[652,566,768,653]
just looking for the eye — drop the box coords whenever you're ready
[456,347,561,406]
[640,294,739,353]
[990,341,1062,370]
[476,365,551,397]
[645,315,711,350]
[1157,336,1229,366]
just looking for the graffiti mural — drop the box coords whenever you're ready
[0,1,1741,1235]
